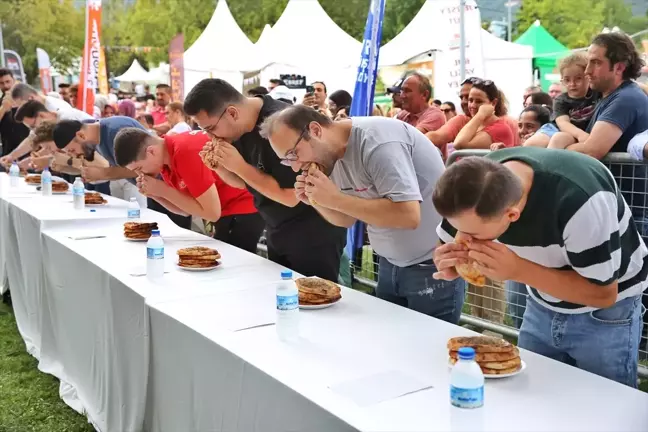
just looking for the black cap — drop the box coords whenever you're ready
[386,78,404,94]
[53,120,83,149]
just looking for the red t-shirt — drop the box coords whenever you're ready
[150,106,167,125]
[482,118,515,147]
[161,131,257,217]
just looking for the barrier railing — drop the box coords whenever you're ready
[256,150,648,379]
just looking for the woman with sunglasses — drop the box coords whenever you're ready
[453,80,514,150]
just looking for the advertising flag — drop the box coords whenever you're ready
[36,48,52,93]
[78,0,103,114]
[168,33,185,101]
[98,47,109,95]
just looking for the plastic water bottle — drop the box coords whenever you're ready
[9,162,19,187]
[450,347,484,409]
[41,167,52,196]
[276,270,299,341]
[146,230,164,280]
[127,197,140,219]
[73,177,85,210]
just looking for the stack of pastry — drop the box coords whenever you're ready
[123,222,158,240]
[52,181,69,193]
[295,277,342,306]
[177,246,221,268]
[85,192,107,205]
[447,336,521,375]
[25,174,41,185]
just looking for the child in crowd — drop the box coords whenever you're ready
[524,53,599,149]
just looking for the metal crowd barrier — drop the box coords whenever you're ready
[256,150,648,379]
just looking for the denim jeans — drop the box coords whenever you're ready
[505,281,528,329]
[376,256,465,324]
[519,295,644,388]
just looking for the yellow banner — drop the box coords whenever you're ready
[98,47,109,95]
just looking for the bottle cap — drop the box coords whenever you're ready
[280,270,293,279]
[458,347,476,360]
[90,209,96,213]
[151,229,160,235]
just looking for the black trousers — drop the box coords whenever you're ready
[147,198,192,230]
[267,237,343,282]
[212,213,265,253]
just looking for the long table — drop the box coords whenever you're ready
[2,174,648,432]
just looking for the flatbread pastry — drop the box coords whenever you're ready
[304,163,323,206]
[455,261,486,287]
[478,356,521,370]
[449,357,521,375]
[449,347,519,362]
[447,336,514,353]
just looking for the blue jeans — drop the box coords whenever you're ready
[519,295,644,388]
[376,256,465,324]
[505,281,528,329]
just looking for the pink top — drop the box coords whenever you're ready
[396,105,446,133]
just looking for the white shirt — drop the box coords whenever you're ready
[44,95,72,113]
[167,121,192,135]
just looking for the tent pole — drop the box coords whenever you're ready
[459,0,466,83]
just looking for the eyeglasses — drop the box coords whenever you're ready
[280,125,309,166]
[441,108,454,113]
[199,107,228,137]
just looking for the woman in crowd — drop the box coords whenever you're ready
[492,104,552,151]
[327,90,352,118]
[118,99,136,118]
[453,79,514,149]
[165,101,192,135]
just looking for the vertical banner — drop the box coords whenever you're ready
[168,33,184,101]
[36,48,52,93]
[78,0,103,114]
[4,50,26,83]
[346,0,386,262]
[349,0,386,117]
[98,47,109,95]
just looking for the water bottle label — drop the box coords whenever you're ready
[43,177,52,184]
[450,385,483,408]
[128,209,140,218]
[73,187,84,195]
[276,294,299,310]
[147,247,164,259]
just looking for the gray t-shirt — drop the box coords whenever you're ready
[330,117,445,267]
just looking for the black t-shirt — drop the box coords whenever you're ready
[233,95,346,249]
[0,97,30,157]
[552,89,600,131]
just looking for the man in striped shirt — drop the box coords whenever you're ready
[431,147,647,387]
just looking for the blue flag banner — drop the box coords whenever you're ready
[346,0,386,261]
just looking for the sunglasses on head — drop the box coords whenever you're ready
[461,77,482,85]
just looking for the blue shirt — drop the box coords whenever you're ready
[586,81,648,153]
[95,116,145,185]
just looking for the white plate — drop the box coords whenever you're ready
[447,358,526,379]
[36,186,69,194]
[124,237,149,242]
[85,203,107,207]
[176,263,220,272]
[299,299,341,310]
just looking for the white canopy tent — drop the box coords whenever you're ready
[146,63,170,84]
[114,59,150,82]
[258,0,361,94]
[183,0,258,93]
[379,0,532,115]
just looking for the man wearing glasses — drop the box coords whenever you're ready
[260,105,465,324]
[183,79,346,282]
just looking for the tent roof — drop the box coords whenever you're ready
[264,0,361,69]
[114,59,150,82]
[184,0,257,72]
[481,29,533,61]
[515,20,568,60]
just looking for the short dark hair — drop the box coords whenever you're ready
[591,32,644,81]
[52,120,83,149]
[521,105,551,126]
[15,100,49,122]
[328,90,352,109]
[433,99,442,106]
[0,68,13,79]
[11,83,38,100]
[442,101,456,111]
[312,81,327,94]
[259,104,333,140]
[269,78,285,86]
[156,83,171,93]
[527,92,553,111]
[247,86,269,96]
[183,78,245,116]
[58,83,70,89]
[114,127,154,167]
[137,113,154,127]
[432,157,523,219]
[32,121,57,147]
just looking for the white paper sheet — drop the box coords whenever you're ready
[329,370,433,407]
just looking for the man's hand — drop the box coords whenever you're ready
[490,142,506,151]
[477,104,495,119]
[294,173,311,206]
[432,242,470,281]
[214,141,247,174]
[304,169,341,208]
[137,174,167,197]
[302,94,316,107]
[81,165,106,183]
[2,95,13,112]
[0,155,13,169]
[18,157,32,171]
[199,138,221,171]
[468,240,523,282]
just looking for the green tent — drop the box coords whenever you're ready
[515,20,570,91]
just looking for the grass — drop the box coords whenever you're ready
[0,302,93,432]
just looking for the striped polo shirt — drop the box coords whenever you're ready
[437,147,648,313]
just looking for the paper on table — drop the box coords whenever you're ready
[128,262,174,277]
[213,286,276,331]
[329,370,433,407]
